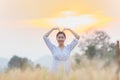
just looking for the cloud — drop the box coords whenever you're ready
[0,0,120,19]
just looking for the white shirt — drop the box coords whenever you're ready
[43,36,78,73]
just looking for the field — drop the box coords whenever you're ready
[0,60,119,80]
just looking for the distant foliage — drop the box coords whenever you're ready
[8,55,33,70]
[78,30,116,60]
[35,64,41,69]
[85,45,96,60]
[74,53,81,64]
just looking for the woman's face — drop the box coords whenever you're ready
[56,34,66,45]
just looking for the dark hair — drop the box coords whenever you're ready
[56,31,66,38]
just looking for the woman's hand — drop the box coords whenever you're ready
[63,27,80,40]
[44,27,59,37]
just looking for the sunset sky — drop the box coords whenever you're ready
[0,0,120,61]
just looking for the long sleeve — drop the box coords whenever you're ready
[43,36,55,51]
[67,38,78,51]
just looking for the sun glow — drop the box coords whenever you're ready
[45,11,100,33]
[48,15,97,28]
[24,11,112,33]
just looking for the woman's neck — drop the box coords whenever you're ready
[59,44,65,48]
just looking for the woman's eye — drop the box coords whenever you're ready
[58,37,64,39]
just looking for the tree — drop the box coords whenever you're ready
[85,45,96,60]
[35,64,41,69]
[8,55,33,70]
[78,30,115,59]
[74,53,81,64]
[8,55,21,69]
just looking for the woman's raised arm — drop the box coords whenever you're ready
[43,27,59,51]
[43,27,59,37]
[63,28,80,40]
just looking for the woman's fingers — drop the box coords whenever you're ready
[53,27,71,32]
[62,28,66,32]
[57,27,60,31]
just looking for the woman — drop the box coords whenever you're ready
[43,27,80,74]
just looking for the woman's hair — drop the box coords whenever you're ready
[56,31,66,38]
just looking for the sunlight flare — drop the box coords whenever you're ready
[24,11,112,33]
[47,15,97,28]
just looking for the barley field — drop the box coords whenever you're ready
[0,60,119,80]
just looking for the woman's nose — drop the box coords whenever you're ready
[59,38,62,40]
[59,38,64,40]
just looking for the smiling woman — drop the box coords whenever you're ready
[43,27,80,74]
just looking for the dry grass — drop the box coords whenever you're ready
[0,61,119,80]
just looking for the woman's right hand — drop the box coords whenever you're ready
[44,27,59,37]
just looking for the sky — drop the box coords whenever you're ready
[0,0,120,61]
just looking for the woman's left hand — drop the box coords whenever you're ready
[63,28,80,40]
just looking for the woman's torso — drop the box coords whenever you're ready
[50,45,72,73]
